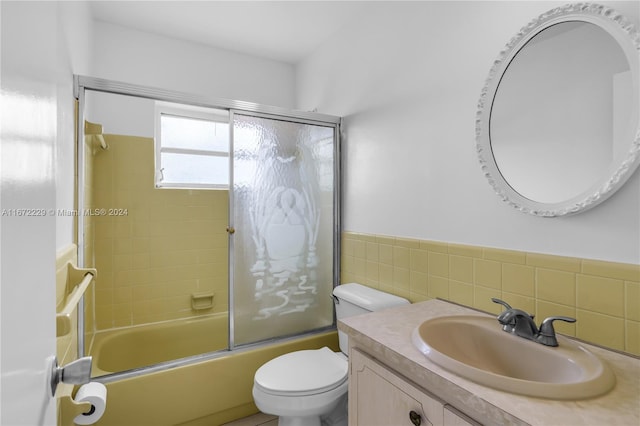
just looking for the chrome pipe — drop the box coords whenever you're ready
[76,86,87,358]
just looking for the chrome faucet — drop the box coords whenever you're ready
[496,306,539,340]
[491,298,575,347]
[491,297,534,333]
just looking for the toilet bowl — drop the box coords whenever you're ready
[253,347,348,426]
[252,283,410,426]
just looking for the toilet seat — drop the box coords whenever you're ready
[254,347,348,397]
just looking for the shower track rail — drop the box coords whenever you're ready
[74,75,341,125]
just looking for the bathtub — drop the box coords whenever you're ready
[63,313,339,426]
[90,313,229,376]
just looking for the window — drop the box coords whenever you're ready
[154,102,230,189]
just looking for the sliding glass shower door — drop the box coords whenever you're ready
[230,112,338,346]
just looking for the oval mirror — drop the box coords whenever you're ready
[476,3,640,217]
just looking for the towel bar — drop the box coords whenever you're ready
[56,264,97,337]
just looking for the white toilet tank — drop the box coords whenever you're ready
[333,283,409,354]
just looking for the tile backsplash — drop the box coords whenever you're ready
[341,232,640,355]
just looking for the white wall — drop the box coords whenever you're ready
[296,1,640,264]
[62,12,297,249]
[55,1,93,250]
[87,20,296,138]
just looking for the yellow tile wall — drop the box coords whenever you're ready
[341,231,640,355]
[89,135,228,330]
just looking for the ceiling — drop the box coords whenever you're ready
[89,1,368,64]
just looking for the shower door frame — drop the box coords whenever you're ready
[74,75,342,369]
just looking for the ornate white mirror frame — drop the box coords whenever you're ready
[476,3,640,217]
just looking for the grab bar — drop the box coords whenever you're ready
[57,264,97,337]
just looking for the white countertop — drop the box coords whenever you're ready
[338,299,640,426]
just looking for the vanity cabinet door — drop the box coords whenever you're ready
[444,405,482,426]
[349,348,444,426]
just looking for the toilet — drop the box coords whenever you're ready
[252,283,410,426]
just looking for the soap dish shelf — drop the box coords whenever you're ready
[191,292,214,311]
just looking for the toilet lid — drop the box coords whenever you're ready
[254,347,348,396]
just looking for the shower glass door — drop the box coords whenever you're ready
[230,112,337,346]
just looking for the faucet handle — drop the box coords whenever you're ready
[492,298,535,319]
[492,298,516,332]
[537,316,576,347]
[491,298,512,311]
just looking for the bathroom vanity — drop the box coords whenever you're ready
[339,299,640,426]
[350,348,478,426]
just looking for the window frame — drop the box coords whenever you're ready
[154,101,230,189]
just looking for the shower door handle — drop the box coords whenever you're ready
[226,226,235,234]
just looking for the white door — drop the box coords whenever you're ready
[1,1,58,424]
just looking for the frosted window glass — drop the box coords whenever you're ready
[161,114,229,152]
[232,114,336,346]
[161,152,229,185]
[155,106,230,188]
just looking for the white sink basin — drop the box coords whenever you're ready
[411,315,615,399]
